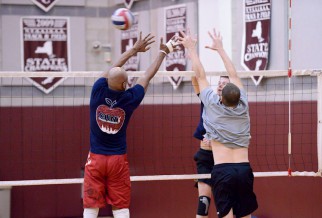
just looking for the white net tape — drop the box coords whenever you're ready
[0,69,321,77]
[0,171,321,187]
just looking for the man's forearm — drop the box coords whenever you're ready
[188,48,206,80]
[112,48,138,68]
[217,49,237,78]
[144,52,166,80]
[100,48,138,78]
[217,48,244,88]
[191,76,200,94]
[136,52,166,90]
[188,48,209,91]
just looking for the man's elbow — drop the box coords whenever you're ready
[196,75,206,82]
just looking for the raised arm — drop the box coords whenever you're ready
[205,29,243,89]
[191,76,200,95]
[178,30,210,92]
[136,36,177,92]
[101,32,155,78]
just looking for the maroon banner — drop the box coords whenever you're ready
[165,5,186,90]
[121,13,139,87]
[124,0,135,9]
[31,0,59,12]
[241,0,271,85]
[22,17,70,94]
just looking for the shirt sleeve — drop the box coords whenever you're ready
[126,84,145,109]
[91,77,107,98]
[199,87,220,107]
[240,88,249,106]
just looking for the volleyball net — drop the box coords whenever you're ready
[0,69,321,187]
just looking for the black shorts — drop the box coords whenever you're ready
[211,163,258,218]
[193,148,214,186]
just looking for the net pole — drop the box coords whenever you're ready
[287,0,293,176]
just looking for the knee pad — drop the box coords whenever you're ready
[197,196,211,216]
[112,208,130,218]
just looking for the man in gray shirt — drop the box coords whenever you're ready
[178,29,258,218]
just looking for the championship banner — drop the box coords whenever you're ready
[124,0,135,9]
[31,0,59,12]
[241,0,271,85]
[165,5,187,90]
[121,13,139,87]
[21,17,70,94]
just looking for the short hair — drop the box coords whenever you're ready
[220,76,229,80]
[222,83,240,107]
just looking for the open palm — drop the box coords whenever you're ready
[205,28,223,51]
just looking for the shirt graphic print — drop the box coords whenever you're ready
[96,98,126,134]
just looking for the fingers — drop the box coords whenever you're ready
[179,30,186,37]
[170,35,176,41]
[145,36,155,43]
[168,35,178,46]
[219,32,223,41]
[143,34,155,47]
[139,31,142,39]
[177,35,183,41]
[205,45,214,50]
[144,33,153,41]
[146,40,155,46]
[186,28,191,36]
[173,44,181,52]
[209,28,223,42]
[208,31,215,40]
[160,37,163,45]
[213,28,219,38]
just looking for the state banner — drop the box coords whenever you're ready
[22,17,70,94]
[241,0,271,85]
[165,4,187,90]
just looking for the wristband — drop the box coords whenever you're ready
[166,40,176,53]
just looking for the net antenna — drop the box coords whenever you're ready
[287,0,293,176]
[318,72,322,176]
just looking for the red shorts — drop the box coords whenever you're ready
[83,152,131,209]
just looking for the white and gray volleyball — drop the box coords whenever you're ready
[111,8,134,30]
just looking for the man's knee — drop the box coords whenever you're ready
[197,196,211,216]
[198,182,212,196]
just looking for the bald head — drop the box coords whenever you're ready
[108,67,128,91]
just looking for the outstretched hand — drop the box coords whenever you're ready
[133,32,155,53]
[205,28,223,51]
[177,29,197,50]
[160,35,180,54]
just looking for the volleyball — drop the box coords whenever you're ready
[111,8,134,30]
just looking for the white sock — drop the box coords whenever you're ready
[112,208,130,218]
[83,208,99,218]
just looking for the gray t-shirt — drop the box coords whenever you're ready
[199,86,251,149]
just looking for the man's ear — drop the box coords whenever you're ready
[123,81,127,90]
[220,96,225,105]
